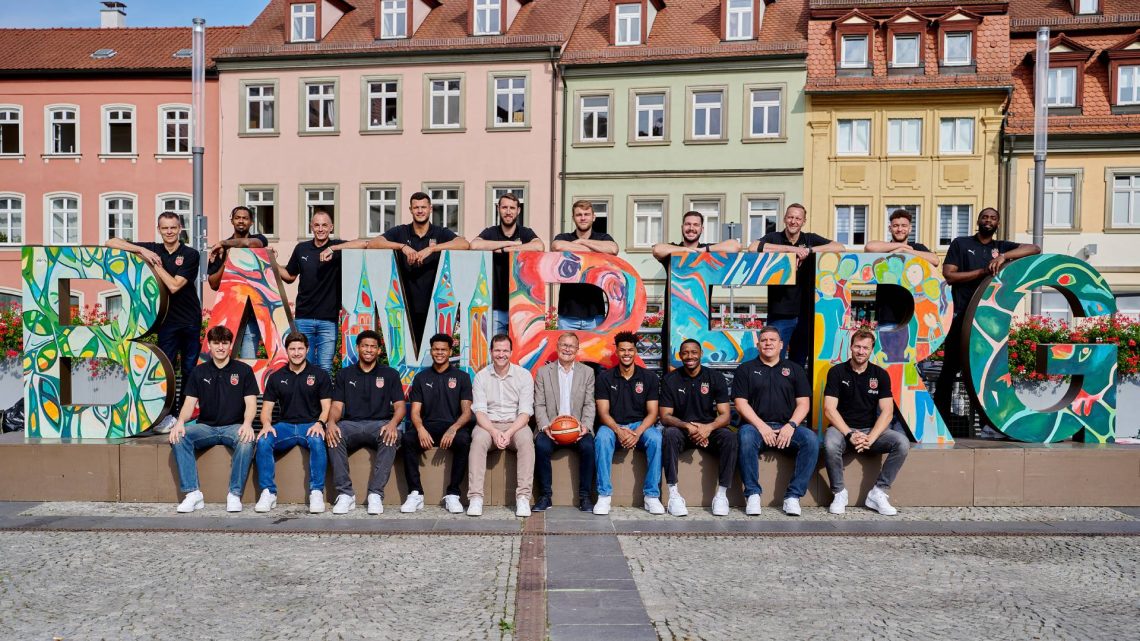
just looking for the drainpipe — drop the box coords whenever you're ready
[549,46,560,239]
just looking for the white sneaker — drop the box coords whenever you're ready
[332,494,356,514]
[309,490,326,514]
[593,495,612,516]
[467,497,484,517]
[367,493,384,515]
[829,488,848,515]
[254,489,276,513]
[400,491,424,513]
[711,494,729,517]
[152,415,176,435]
[865,486,898,516]
[176,490,204,513]
[745,494,763,516]
[643,497,666,515]
[226,493,242,513]
[515,497,531,517]
[667,493,688,517]
[443,494,464,514]
[782,497,802,516]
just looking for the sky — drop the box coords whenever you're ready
[2,0,265,28]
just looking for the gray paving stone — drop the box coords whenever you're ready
[548,624,658,641]
[547,590,651,626]
[546,534,624,556]
[546,578,640,591]
[1112,507,1140,519]
[545,519,616,533]
[0,501,39,517]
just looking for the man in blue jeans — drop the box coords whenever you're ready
[733,325,817,516]
[276,209,346,372]
[168,325,259,513]
[593,331,663,515]
[255,332,333,514]
[551,200,618,330]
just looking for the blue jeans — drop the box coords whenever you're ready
[558,314,606,331]
[238,318,261,360]
[294,318,336,372]
[492,310,509,337]
[595,423,662,498]
[255,422,327,493]
[171,422,254,496]
[767,317,797,360]
[738,422,820,500]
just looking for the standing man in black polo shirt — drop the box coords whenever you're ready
[594,331,664,516]
[352,192,470,344]
[934,207,1039,422]
[469,193,545,336]
[865,209,939,330]
[207,206,269,359]
[551,200,618,330]
[325,330,406,515]
[107,211,202,434]
[401,333,473,514]
[650,210,741,265]
[275,210,346,372]
[168,326,259,513]
[823,329,910,516]
[659,339,735,517]
[734,325,817,516]
[748,203,844,368]
[254,332,332,514]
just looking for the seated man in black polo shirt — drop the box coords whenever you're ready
[865,208,939,332]
[822,329,910,516]
[659,339,736,517]
[325,330,406,515]
[401,333,473,514]
[734,325,817,516]
[469,193,545,336]
[551,200,618,330]
[650,210,741,265]
[168,325,259,513]
[254,332,333,514]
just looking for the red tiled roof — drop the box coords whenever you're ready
[1009,0,1140,32]
[0,26,246,73]
[561,0,808,65]
[223,0,583,58]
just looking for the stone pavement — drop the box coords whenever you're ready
[0,502,1136,640]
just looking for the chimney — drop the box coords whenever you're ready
[100,1,127,28]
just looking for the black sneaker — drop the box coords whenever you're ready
[532,496,553,511]
[578,497,594,512]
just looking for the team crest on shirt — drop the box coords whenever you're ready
[377,377,384,388]
[781,368,790,377]
[175,256,184,266]
[229,374,239,386]
[869,378,879,390]
[700,382,709,395]
[448,377,457,389]
[306,375,315,387]
[991,248,999,259]
[635,382,644,394]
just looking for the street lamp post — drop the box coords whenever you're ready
[1030,27,1049,315]
[191,18,207,295]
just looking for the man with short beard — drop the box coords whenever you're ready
[551,201,618,330]
[325,330,406,515]
[823,329,910,516]
[470,194,545,336]
[276,210,347,372]
[935,208,1039,422]
[864,208,938,331]
[207,206,268,359]
[651,210,741,264]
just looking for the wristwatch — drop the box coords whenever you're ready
[317,420,327,429]
[844,431,855,442]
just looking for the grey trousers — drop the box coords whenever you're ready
[822,426,910,493]
[329,420,398,499]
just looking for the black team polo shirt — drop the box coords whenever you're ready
[263,361,333,424]
[731,357,811,425]
[408,364,473,430]
[333,362,405,422]
[137,241,201,329]
[875,241,933,325]
[596,365,659,426]
[382,223,458,324]
[757,230,833,319]
[659,367,729,425]
[476,224,540,312]
[553,231,616,320]
[286,238,347,322]
[206,233,270,276]
[182,359,259,427]
[944,235,1021,314]
[823,361,893,430]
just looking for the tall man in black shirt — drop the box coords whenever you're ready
[469,193,545,336]
[350,192,470,344]
[401,333,473,514]
[326,330,406,515]
[734,326,817,516]
[934,208,1039,422]
[207,206,268,359]
[168,326,259,513]
[822,329,910,516]
[551,200,619,330]
[107,211,202,433]
[594,331,664,516]
[255,332,332,514]
[865,209,939,330]
[276,210,346,372]
[748,204,844,368]
[659,339,735,517]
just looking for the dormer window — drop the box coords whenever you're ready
[725,0,753,41]
[1047,67,1077,107]
[934,8,981,73]
[841,35,868,68]
[1076,0,1098,15]
[291,3,317,42]
[381,0,407,39]
[473,0,502,36]
[1031,34,1093,113]
[1105,32,1140,110]
[892,34,919,67]
[616,4,642,46]
[943,32,972,66]
[833,10,875,74]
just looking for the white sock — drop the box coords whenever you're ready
[715,486,728,499]
[668,484,680,497]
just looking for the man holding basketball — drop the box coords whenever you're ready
[533,332,597,512]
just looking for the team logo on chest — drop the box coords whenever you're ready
[175,256,184,266]
[376,377,384,389]
[781,368,790,377]
[991,248,999,259]
[700,382,710,395]
[869,378,879,390]
[229,374,239,386]
[306,375,315,387]
[448,377,457,389]
[634,381,644,394]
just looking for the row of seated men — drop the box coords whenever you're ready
[169,325,909,518]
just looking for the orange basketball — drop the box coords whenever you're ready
[549,415,581,445]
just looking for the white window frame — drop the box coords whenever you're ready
[580,95,610,143]
[634,92,666,141]
[615,4,642,46]
[726,0,754,41]
[244,83,277,133]
[0,106,23,156]
[1047,67,1077,108]
[0,193,25,245]
[474,0,502,36]
[365,78,401,131]
[427,184,462,232]
[835,204,868,247]
[46,105,80,155]
[691,90,724,140]
[632,199,664,248]
[939,117,974,155]
[291,2,317,42]
[892,33,920,68]
[746,198,780,244]
[884,205,920,244]
[429,77,463,129]
[158,104,191,155]
[157,193,194,244]
[1077,0,1098,15]
[836,118,871,155]
[1111,174,1140,228]
[587,198,611,236]
[749,88,781,138]
[688,198,722,244]
[301,186,337,238]
[303,81,337,132]
[1118,65,1140,106]
[937,204,972,247]
[363,185,399,237]
[380,0,408,39]
[101,104,136,156]
[1043,175,1075,229]
[493,75,527,128]
[242,186,278,238]
[943,32,972,66]
[887,118,922,155]
[841,34,869,68]
[45,192,81,246]
[100,192,136,243]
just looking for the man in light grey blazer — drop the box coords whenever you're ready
[533,332,596,512]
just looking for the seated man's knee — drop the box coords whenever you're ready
[595,427,616,447]
[306,435,326,451]
[737,424,759,448]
